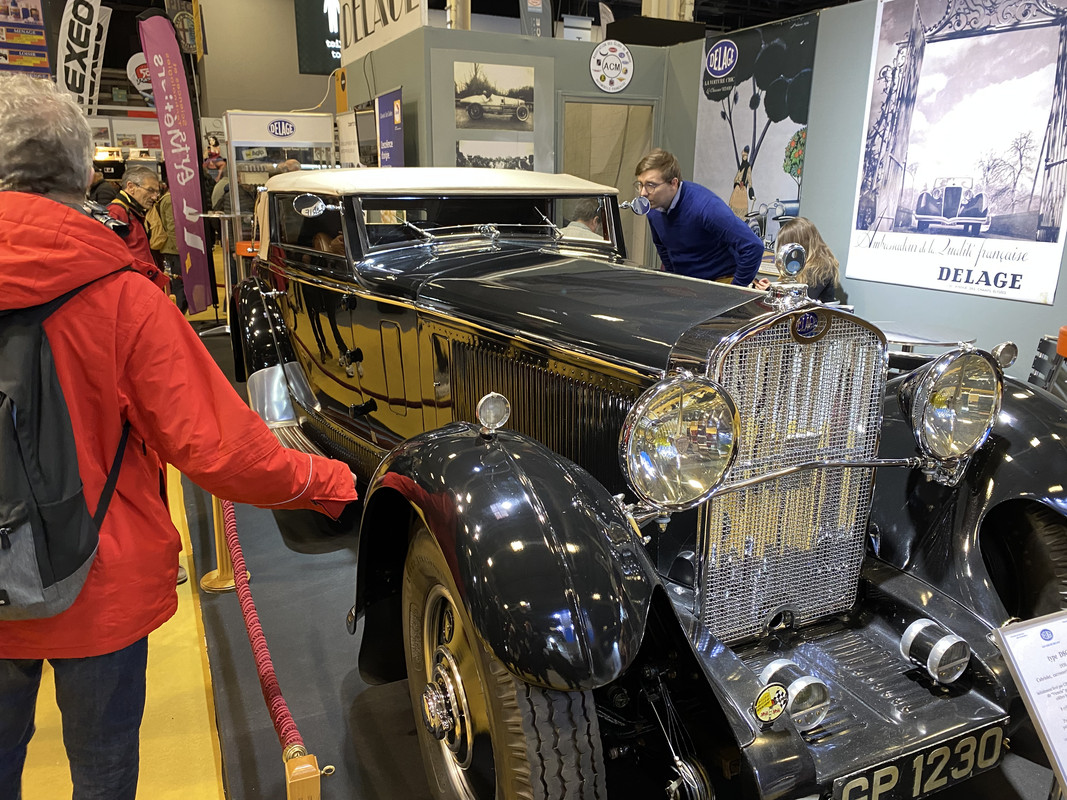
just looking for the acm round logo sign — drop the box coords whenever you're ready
[590,40,634,94]
[705,39,738,79]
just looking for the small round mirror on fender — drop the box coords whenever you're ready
[293,193,326,218]
[775,242,806,278]
[621,196,651,216]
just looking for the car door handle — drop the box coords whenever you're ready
[349,399,377,418]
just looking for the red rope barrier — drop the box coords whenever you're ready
[221,499,305,754]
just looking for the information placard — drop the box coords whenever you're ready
[994,610,1067,794]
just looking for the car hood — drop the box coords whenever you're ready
[415,253,762,371]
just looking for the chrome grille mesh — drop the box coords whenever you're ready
[452,342,640,494]
[700,311,886,643]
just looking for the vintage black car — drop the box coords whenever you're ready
[232,167,1067,800]
[914,177,989,234]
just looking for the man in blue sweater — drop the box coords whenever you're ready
[634,149,764,286]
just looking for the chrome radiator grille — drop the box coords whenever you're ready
[451,342,640,494]
[700,310,886,644]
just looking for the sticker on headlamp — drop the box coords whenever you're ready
[753,682,788,724]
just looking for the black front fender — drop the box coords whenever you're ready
[355,423,656,691]
[872,374,1067,624]
[233,274,298,375]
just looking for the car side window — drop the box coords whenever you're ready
[272,193,351,276]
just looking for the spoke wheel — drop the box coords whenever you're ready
[466,104,484,120]
[402,524,607,800]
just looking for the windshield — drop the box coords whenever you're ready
[353,194,616,250]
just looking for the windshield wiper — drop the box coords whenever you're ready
[400,218,437,242]
[534,207,562,240]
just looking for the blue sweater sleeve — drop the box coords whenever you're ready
[727,222,764,286]
[649,223,672,271]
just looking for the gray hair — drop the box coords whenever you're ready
[120,165,160,188]
[0,74,92,200]
[570,197,600,222]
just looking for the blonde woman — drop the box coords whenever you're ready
[775,216,840,302]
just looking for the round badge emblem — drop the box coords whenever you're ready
[795,312,819,338]
[753,683,788,724]
[705,39,738,79]
[590,40,634,94]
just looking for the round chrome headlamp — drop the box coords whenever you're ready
[620,375,739,511]
[899,349,1002,460]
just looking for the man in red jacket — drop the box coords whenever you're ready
[107,164,170,292]
[0,74,359,799]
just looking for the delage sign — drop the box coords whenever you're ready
[340,0,427,65]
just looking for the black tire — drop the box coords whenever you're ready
[466,104,484,120]
[402,524,607,800]
[916,221,929,232]
[515,104,530,123]
[983,504,1067,618]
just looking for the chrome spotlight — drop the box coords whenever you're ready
[900,619,971,684]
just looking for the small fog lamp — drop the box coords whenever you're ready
[900,619,971,684]
[758,659,830,731]
[476,392,511,433]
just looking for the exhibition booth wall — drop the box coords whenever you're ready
[193,0,1067,379]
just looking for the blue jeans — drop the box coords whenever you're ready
[0,637,148,800]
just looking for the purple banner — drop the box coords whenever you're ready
[375,87,403,167]
[138,13,211,314]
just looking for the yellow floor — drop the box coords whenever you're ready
[21,528,225,799]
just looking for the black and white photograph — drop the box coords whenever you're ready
[454,61,535,131]
[456,139,534,170]
[847,0,1067,304]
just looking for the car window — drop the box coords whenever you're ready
[352,195,616,250]
[272,193,350,275]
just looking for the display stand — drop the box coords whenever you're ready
[197,210,237,338]
[222,110,337,241]
[994,610,1067,799]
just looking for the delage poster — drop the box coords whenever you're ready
[694,14,819,251]
[847,0,1067,305]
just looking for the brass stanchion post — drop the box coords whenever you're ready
[199,495,248,593]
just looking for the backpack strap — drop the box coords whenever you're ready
[3,267,138,527]
[93,420,130,529]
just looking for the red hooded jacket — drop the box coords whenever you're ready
[0,192,358,659]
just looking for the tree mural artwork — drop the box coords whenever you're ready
[702,17,817,183]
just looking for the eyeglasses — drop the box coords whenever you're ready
[633,180,665,192]
[134,184,161,197]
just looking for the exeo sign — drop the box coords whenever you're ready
[60,0,102,101]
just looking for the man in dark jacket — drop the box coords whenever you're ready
[88,170,118,205]
[0,73,358,800]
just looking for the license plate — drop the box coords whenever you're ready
[832,723,1005,800]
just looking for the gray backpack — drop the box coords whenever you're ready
[0,273,130,619]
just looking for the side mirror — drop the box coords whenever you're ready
[775,242,805,278]
[293,193,326,218]
[621,196,651,216]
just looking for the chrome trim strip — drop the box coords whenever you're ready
[706,457,925,497]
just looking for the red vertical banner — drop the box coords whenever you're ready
[138,12,211,314]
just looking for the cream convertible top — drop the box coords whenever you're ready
[254,167,619,257]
